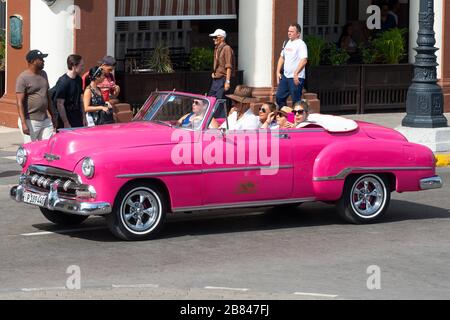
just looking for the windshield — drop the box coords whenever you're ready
[133,93,211,130]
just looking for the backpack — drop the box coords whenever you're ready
[48,82,60,118]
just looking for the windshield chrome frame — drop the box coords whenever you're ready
[134,91,212,131]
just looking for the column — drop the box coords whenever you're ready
[238,0,273,97]
[30,0,75,86]
[107,0,116,56]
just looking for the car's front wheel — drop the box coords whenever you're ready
[337,174,391,224]
[39,208,88,226]
[106,182,167,241]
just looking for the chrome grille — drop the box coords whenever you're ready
[25,166,80,198]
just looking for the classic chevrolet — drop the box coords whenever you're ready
[10,92,442,240]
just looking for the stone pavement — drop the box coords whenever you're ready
[0,112,449,166]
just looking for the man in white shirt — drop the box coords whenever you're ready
[276,23,308,108]
[220,85,260,131]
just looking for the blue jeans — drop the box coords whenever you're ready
[276,75,305,107]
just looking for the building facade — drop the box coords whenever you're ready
[0,0,449,127]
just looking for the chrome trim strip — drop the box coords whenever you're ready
[173,198,316,213]
[420,176,443,190]
[117,170,202,179]
[313,167,435,182]
[117,165,293,179]
[204,165,293,174]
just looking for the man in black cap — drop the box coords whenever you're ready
[16,50,56,142]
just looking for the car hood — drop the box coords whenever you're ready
[28,122,185,171]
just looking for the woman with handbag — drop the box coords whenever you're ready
[83,67,115,126]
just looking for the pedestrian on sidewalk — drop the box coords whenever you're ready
[54,54,85,129]
[275,23,308,108]
[97,55,120,103]
[209,29,234,117]
[16,50,56,143]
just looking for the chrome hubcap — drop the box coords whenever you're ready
[121,190,159,233]
[350,176,385,218]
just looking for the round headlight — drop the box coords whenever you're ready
[16,147,27,167]
[81,157,95,178]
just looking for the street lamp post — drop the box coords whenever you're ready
[402,0,448,128]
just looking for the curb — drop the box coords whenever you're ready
[436,154,450,167]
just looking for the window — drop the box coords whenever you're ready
[303,0,345,42]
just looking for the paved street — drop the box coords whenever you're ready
[0,142,449,299]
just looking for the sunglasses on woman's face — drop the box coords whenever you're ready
[292,109,306,115]
[259,107,267,113]
[193,100,202,106]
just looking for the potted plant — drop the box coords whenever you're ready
[371,28,408,64]
[143,44,174,73]
[189,47,214,72]
[0,34,5,71]
[304,35,327,67]
[324,43,350,66]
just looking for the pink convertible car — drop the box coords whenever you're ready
[11,92,442,240]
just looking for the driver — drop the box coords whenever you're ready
[177,99,208,130]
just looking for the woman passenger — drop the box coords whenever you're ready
[177,99,208,130]
[259,102,278,129]
[293,100,310,127]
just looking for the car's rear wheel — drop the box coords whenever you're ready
[106,182,167,241]
[39,208,88,226]
[337,174,390,224]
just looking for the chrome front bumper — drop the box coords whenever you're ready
[420,176,443,190]
[10,177,112,216]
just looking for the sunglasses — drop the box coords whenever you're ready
[193,100,203,106]
[259,107,267,113]
[292,110,306,115]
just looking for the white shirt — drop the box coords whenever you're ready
[221,109,260,131]
[282,38,308,79]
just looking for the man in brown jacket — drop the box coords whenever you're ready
[208,29,234,105]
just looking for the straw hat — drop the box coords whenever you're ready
[226,85,260,104]
[276,106,293,116]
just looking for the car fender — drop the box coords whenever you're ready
[311,139,435,201]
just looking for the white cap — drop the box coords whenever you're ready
[209,29,227,38]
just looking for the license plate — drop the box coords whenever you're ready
[23,191,47,207]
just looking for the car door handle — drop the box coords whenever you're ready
[275,134,290,139]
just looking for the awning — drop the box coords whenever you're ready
[115,0,237,21]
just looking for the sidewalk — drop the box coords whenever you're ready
[0,112,449,165]
[0,126,23,154]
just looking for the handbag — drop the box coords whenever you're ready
[94,109,115,125]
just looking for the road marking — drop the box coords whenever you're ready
[21,287,66,292]
[204,286,250,292]
[2,156,17,161]
[21,226,107,236]
[293,292,338,298]
[112,284,159,289]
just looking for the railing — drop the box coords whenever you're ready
[306,64,414,114]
